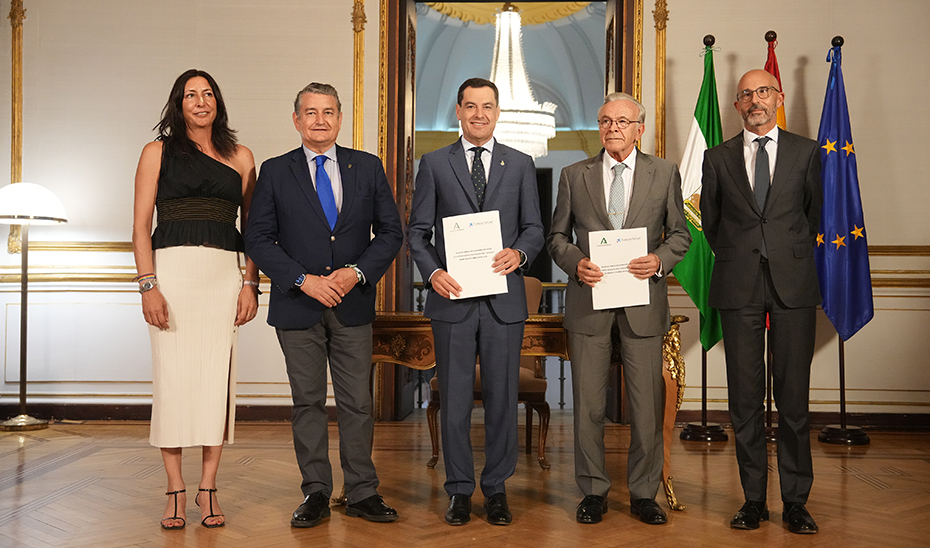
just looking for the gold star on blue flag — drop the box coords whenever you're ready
[815,44,873,341]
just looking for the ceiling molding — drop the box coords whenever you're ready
[425,2,591,26]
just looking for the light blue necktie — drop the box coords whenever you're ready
[315,155,338,231]
[608,163,626,230]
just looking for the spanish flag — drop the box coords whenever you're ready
[764,38,787,129]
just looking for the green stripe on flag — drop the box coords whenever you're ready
[672,47,723,350]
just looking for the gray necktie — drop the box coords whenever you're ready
[754,136,771,257]
[754,136,771,211]
[608,163,626,230]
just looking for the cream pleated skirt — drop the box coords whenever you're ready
[149,246,241,448]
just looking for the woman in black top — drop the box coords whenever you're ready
[132,69,258,529]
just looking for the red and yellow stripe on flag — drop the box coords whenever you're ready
[764,36,787,129]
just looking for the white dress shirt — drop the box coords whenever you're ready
[462,136,495,178]
[742,126,779,193]
[302,144,343,212]
[602,147,637,215]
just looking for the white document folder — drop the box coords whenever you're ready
[443,210,508,300]
[588,227,650,310]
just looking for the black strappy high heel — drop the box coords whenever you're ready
[196,488,226,528]
[161,489,186,530]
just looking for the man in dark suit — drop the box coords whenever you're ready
[245,83,403,528]
[702,69,823,534]
[407,78,544,526]
[548,93,690,525]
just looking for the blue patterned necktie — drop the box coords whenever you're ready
[608,162,626,230]
[315,155,338,230]
[470,146,487,209]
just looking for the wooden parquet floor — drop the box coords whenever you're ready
[1,411,929,548]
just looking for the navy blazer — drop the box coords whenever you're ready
[407,139,544,324]
[245,145,403,329]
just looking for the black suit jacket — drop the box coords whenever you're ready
[244,145,403,329]
[701,129,823,310]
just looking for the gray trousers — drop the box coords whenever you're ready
[569,310,664,500]
[276,308,379,504]
[432,301,524,498]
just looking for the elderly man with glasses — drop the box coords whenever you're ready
[548,92,690,525]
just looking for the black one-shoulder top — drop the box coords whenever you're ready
[151,149,243,252]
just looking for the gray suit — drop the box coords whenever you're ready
[408,138,544,497]
[548,149,690,499]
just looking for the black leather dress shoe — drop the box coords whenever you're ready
[730,500,769,530]
[445,494,471,526]
[346,494,398,523]
[630,498,667,525]
[484,493,512,525]
[783,503,818,534]
[291,491,331,528]
[576,495,608,524]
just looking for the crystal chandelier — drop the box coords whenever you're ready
[489,4,557,159]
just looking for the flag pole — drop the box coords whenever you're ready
[765,334,777,442]
[762,30,782,443]
[813,35,870,446]
[677,34,728,444]
[680,347,727,441]
[819,332,869,444]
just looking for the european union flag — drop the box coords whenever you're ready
[815,44,874,341]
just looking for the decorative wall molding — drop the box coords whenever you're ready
[6,1,26,254]
[352,0,366,150]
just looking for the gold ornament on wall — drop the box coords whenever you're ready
[352,0,366,150]
[8,0,27,254]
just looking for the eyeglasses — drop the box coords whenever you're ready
[598,118,642,130]
[736,86,779,103]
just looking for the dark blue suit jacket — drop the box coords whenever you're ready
[407,139,544,324]
[245,145,403,329]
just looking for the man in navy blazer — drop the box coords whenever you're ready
[245,83,403,528]
[407,78,544,526]
[702,69,823,534]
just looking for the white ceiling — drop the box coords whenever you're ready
[415,2,607,131]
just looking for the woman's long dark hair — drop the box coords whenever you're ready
[155,69,237,160]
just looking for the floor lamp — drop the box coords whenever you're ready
[0,182,68,431]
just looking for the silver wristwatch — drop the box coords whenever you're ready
[139,279,158,294]
[345,264,363,283]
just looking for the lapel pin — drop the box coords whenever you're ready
[348,164,352,169]
[500,160,505,166]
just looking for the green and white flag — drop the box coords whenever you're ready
[674,46,723,350]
